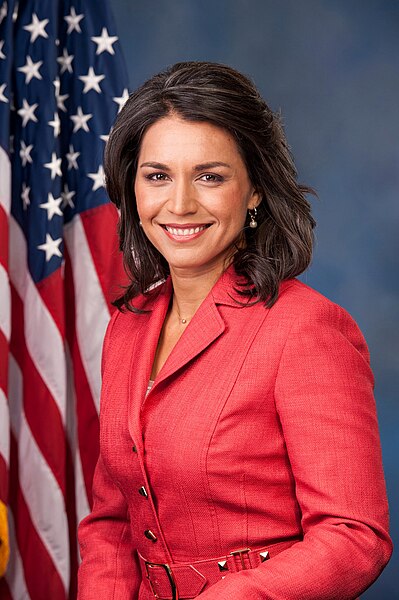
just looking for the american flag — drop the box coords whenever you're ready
[0,0,128,597]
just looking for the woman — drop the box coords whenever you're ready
[78,62,392,599]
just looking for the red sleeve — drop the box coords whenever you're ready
[198,300,392,599]
[77,311,141,599]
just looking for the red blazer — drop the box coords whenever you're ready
[78,267,392,599]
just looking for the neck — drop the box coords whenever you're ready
[169,265,225,323]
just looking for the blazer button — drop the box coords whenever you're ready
[138,486,148,498]
[144,529,157,542]
[132,445,137,453]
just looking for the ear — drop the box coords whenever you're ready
[248,189,262,210]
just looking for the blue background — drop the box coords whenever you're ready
[111,1,398,596]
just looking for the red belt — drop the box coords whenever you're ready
[138,539,300,599]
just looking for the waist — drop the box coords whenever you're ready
[138,538,301,599]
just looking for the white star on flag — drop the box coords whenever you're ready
[100,134,109,143]
[56,48,74,74]
[113,88,129,113]
[23,13,49,43]
[17,98,39,126]
[70,106,92,132]
[21,183,31,210]
[39,192,63,220]
[79,66,105,94]
[44,152,62,179]
[66,144,80,170]
[91,27,118,55]
[88,164,105,191]
[37,233,63,262]
[53,77,69,111]
[65,7,84,34]
[53,77,60,96]
[18,55,43,84]
[61,184,76,208]
[20,140,34,166]
[48,112,61,137]
[57,92,68,112]
[0,83,7,103]
[0,40,5,59]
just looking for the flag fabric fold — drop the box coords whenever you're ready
[0,0,128,596]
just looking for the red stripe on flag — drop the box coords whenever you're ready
[0,204,8,268]
[64,248,99,508]
[0,328,10,505]
[80,203,126,309]
[37,269,65,338]
[0,455,7,504]
[10,285,66,495]
[66,444,78,600]
[8,435,66,599]
[0,577,13,600]
[0,329,8,396]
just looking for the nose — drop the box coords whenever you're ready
[167,178,197,215]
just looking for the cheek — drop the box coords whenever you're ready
[134,186,151,220]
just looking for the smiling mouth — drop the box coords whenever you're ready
[161,224,211,236]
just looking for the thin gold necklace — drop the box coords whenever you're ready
[172,303,192,325]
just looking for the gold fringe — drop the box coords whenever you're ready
[0,500,9,578]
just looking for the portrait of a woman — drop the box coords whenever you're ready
[77,61,392,599]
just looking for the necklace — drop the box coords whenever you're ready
[176,307,189,325]
[172,303,191,325]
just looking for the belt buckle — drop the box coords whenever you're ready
[230,547,251,570]
[144,560,179,600]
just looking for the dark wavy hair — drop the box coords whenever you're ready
[104,61,316,311]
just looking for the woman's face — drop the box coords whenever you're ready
[134,115,259,278]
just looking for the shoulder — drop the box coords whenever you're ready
[277,278,343,314]
[101,279,169,363]
[272,279,370,363]
[274,278,356,325]
[109,279,169,329]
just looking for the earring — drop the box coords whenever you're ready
[139,220,142,226]
[248,207,258,229]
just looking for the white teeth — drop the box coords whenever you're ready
[165,225,207,236]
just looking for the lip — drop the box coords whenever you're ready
[160,223,212,242]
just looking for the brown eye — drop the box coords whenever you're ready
[200,173,223,182]
[146,172,168,181]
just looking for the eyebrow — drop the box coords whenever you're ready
[139,161,231,171]
[193,162,231,172]
[139,162,170,170]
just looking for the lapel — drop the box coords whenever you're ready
[126,265,250,444]
[126,280,171,446]
[150,265,249,391]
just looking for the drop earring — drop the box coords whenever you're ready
[248,207,258,229]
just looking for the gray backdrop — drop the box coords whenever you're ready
[111,1,398,596]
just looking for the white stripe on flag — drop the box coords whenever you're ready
[5,509,31,600]
[9,355,70,593]
[75,444,91,537]
[0,145,11,215]
[9,216,66,423]
[0,262,11,341]
[0,389,9,465]
[64,215,111,412]
[65,343,91,535]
